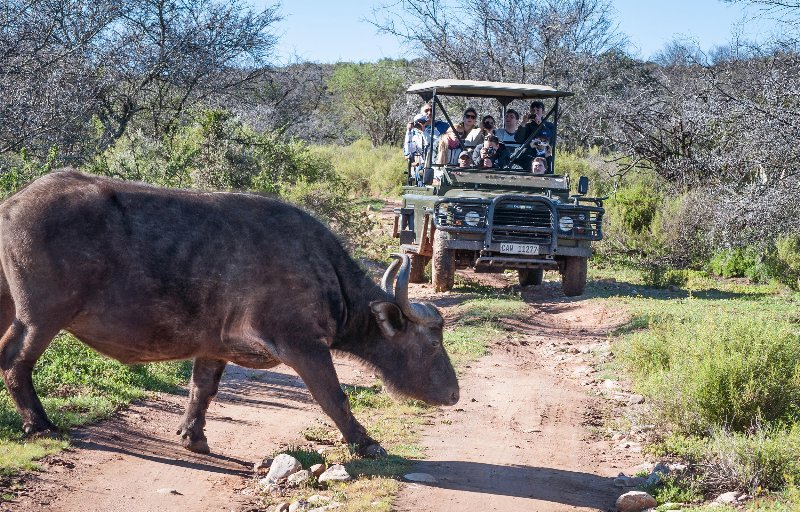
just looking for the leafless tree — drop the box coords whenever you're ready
[0,1,117,158]
[94,0,281,148]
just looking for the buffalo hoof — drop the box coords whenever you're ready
[23,423,61,440]
[360,443,387,459]
[178,429,210,454]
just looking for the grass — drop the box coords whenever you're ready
[0,333,191,477]
[311,139,407,198]
[597,265,800,505]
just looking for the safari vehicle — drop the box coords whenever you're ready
[393,79,604,296]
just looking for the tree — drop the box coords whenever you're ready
[0,0,281,163]
[370,0,628,149]
[94,0,282,148]
[0,0,117,158]
[327,60,409,146]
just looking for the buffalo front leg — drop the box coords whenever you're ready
[177,358,227,454]
[0,319,59,437]
[285,345,386,458]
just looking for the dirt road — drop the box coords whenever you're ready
[2,273,642,512]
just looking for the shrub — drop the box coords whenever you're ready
[708,248,762,279]
[0,146,58,198]
[85,109,374,250]
[619,314,800,435]
[764,234,800,290]
[639,261,690,288]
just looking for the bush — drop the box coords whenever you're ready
[619,314,800,435]
[764,234,800,290]
[85,109,374,250]
[639,261,691,288]
[708,248,762,279]
[0,146,58,199]
[654,428,800,495]
[599,173,669,261]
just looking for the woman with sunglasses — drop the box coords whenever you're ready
[436,106,479,165]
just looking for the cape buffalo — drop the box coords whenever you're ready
[0,170,459,457]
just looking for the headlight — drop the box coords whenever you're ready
[464,211,481,226]
[559,216,574,231]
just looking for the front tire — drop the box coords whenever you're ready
[432,231,455,292]
[561,257,588,296]
[518,268,544,286]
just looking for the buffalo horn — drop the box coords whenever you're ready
[380,254,403,298]
[394,253,440,325]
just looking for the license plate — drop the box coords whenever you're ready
[499,243,540,255]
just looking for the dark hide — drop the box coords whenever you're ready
[0,170,458,456]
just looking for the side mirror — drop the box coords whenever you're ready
[577,176,589,195]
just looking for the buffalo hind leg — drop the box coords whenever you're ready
[177,358,227,454]
[0,319,60,437]
[285,344,386,458]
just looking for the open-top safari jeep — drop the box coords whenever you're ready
[394,79,604,296]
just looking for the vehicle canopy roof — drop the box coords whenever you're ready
[407,79,573,103]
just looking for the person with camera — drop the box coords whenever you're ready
[518,100,555,145]
[477,134,510,169]
[403,113,428,185]
[466,114,496,148]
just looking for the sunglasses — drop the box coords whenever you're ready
[464,114,476,119]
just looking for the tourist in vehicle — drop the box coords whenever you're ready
[495,109,521,150]
[436,122,468,166]
[403,113,428,185]
[518,100,555,144]
[531,157,547,175]
[461,107,478,147]
[477,134,510,169]
[458,150,474,167]
[466,114,495,148]
[420,101,449,151]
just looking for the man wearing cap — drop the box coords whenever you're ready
[404,113,428,185]
[458,150,474,167]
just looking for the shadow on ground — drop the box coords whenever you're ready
[401,459,617,509]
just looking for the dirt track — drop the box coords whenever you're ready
[2,273,643,512]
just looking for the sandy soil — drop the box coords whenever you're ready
[1,271,644,512]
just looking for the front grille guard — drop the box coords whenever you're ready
[556,205,605,241]
[487,195,558,254]
[433,195,559,254]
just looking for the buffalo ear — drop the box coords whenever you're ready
[370,301,405,339]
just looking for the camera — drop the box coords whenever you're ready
[486,147,496,156]
[531,140,549,149]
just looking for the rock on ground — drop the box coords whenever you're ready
[318,464,351,483]
[616,490,657,512]
[264,453,302,484]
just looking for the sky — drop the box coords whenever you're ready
[251,0,779,64]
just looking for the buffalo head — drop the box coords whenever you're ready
[367,254,459,406]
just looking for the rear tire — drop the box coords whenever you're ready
[518,268,544,286]
[561,257,588,296]
[408,253,430,283]
[432,231,455,292]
